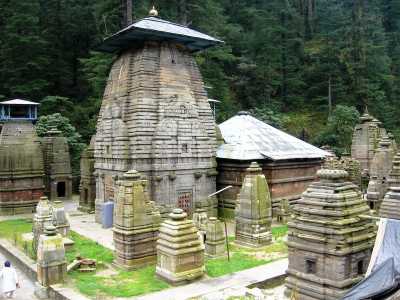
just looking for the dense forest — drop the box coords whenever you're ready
[1,0,400,158]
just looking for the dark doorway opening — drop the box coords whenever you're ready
[84,188,88,204]
[57,182,66,198]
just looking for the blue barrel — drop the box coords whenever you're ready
[102,201,114,229]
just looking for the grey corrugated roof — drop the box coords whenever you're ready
[0,99,39,105]
[97,17,223,53]
[217,113,329,161]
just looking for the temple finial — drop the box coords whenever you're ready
[149,6,158,17]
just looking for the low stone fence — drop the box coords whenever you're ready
[0,238,88,300]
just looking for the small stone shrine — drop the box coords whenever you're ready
[351,108,387,172]
[235,162,272,248]
[78,137,96,212]
[36,225,67,290]
[366,176,381,210]
[380,187,400,220]
[33,196,53,253]
[41,127,72,200]
[94,9,221,219]
[379,151,400,219]
[52,200,70,236]
[113,170,161,269]
[156,208,205,285]
[205,217,226,258]
[192,208,208,241]
[277,198,290,223]
[286,169,376,300]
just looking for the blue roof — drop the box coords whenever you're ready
[96,17,223,53]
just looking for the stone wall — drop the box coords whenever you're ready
[217,158,322,218]
[94,41,217,220]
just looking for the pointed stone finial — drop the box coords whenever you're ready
[149,6,158,17]
[247,162,262,173]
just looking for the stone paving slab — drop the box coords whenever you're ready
[68,213,115,251]
[130,259,288,300]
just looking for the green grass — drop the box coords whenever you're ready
[206,252,270,277]
[66,231,114,264]
[272,225,288,240]
[70,265,170,298]
[0,219,35,258]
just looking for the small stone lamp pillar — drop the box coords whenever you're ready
[205,217,226,258]
[52,200,70,236]
[235,162,272,247]
[35,225,67,298]
[33,196,53,253]
[156,208,205,285]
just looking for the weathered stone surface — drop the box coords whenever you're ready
[379,187,400,220]
[52,200,70,236]
[235,162,272,248]
[351,109,386,172]
[78,137,96,212]
[41,128,72,200]
[156,208,205,285]
[37,225,67,287]
[276,198,290,223]
[33,196,53,254]
[205,217,226,258]
[0,121,45,215]
[323,153,362,188]
[94,40,218,219]
[379,151,400,219]
[113,170,161,269]
[366,176,381,210]
[366,137,394,209]
[286,169,376,300]
[217,159,322,219]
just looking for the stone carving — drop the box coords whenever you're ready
[52,200,70,236]
[36,225,67,290]
[205,217,226,258]
[351,108,386,172]
[156,208,205,285]
[94,26,218,220]
[41,127,72,200]
[286,169,376,300]
[113,170,161,269]
[366,137,394,208]
[32,196,52,253]
[0,121,45,215]
[379,151,400,219]
[78,137,96,212]
[235,162,272,247]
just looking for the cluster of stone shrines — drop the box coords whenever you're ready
[31,161,273,293]
[112,162,272,285]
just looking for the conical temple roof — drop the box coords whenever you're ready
[97,16,223,53]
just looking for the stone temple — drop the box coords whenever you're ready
[94,11,222,219]
[0,99,72,215]
[286,169,376,300]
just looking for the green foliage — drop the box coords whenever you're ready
[0,219,35,259]
[314,105,360,155]
[1,0,400,148]
[271,225,288,240]
[36,113,86,175]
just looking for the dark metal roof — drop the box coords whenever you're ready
[96,17,223,53]
[217,114,329,161]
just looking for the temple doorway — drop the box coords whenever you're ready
[57,182,66,198]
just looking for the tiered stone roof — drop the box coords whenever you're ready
[286,169,376,300]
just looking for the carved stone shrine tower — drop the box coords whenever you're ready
[94,9,222,219]
[286,169,376,300]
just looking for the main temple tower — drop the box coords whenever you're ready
[94,9,222,220]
